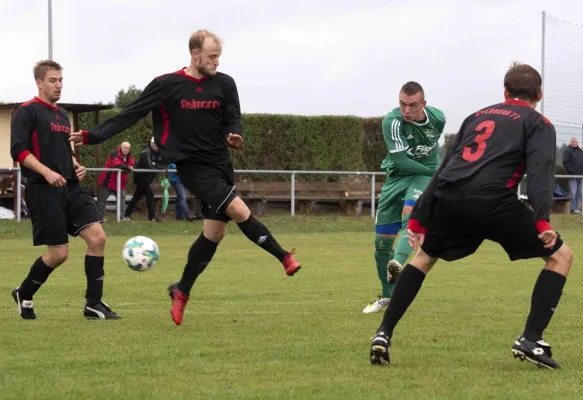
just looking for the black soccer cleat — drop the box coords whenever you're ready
[370,330,391,365]
[12,287,36,320]
[512,335,561,370]
[84,301,122,320]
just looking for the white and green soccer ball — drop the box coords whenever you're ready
[122,236,160,272]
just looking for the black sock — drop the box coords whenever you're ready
[19,257,55,300]
[523,269,567,342]
[178,233,218,296]
[237,215,288,261]
[377,264,426,338]
[85,256,105,306]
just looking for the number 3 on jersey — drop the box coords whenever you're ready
[462,120,495,162]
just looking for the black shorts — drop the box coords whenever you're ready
[26,181,104,246]
[175,159,237,222]
[421,189,563,262]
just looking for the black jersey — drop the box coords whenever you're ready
[412,98,556,228]
[82,69,243,164]
[10,97,75,183]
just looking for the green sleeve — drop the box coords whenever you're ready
[391,152,436,177]
[382,117,409,154]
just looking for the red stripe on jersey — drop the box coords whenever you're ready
[175,67,208,84]
[503,99,530,108]
[506,162,525,188]
[32,131,41,159]
[160,102,170,145]
[16,150,31,164]
[541,115,552,124]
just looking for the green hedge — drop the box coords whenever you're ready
[77,111,369,192]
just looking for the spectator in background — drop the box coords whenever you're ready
[167,162,196,221]
[562,137,583,214]
[97,141,134,220]
[124,137,163,222]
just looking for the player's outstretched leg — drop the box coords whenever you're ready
[170,224,221,326]
[12,249,64,319]
[388,205,417,284]
[512,243,573,370]
[370,250,436,365]
[228,198,301,276]
[363,232,396,313]
[78,224,120,320]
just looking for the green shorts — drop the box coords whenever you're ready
[375,175,432,227]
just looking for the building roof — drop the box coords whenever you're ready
[0,102,113,113]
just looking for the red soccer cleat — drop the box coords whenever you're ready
[282,248,301,276]
[168,283,189,325]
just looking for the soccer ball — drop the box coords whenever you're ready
[122,236,160,272]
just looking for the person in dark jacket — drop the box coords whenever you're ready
[97,142,134,219]
[562,137,583,213]
[124,137,163,221]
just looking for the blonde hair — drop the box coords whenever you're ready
[33,59,62,80]
[189,29,222,52]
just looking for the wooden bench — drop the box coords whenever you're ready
[235,180,383,216]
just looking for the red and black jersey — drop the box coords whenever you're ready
[10,97,75,183]
[98,146,135,191]
[82,68,243,164]
[412,99,556,232]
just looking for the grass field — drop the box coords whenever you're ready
[1,214,583,400]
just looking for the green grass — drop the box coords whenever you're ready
[1,215,583,399]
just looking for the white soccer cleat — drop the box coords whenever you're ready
[363,296,390,313]
[387,260,403,284]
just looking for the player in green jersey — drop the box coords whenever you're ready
[363,82,446,313]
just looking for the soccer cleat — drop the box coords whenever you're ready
[512,335,561,369]
[370,330,391,365]
[282,248,301,276]
[12,287,36,320]
[84,301,121,320]
[387,260,402,284]
[362,295,390,313]
[168,283,189,325]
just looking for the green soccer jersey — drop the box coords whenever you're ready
[380,105,446,175]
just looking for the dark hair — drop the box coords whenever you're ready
[504,62,542,102]
[33,60,63,81]
[400,81,424,99]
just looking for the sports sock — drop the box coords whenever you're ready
[375,235,395,298]
[523,269,566,342]
[237,215,288,261]
[19,257,55,300]
[394,214,414,266]
[85,256,105,306]
[377,264,426,338]
[178,233,218,296]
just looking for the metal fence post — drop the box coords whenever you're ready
[116,170,121,222]
[371,174,376,218]
[291,172,296,216]
[16,168,21,222]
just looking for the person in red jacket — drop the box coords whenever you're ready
[97,142,134,219]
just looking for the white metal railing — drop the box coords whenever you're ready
[2,167,583,223]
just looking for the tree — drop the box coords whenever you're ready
[114,85,142,109]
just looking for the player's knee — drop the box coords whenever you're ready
[47,246,69,266]
[226,197,251,223]
[204,222,227,243]
[410,249,436,274]
[545,243,573,277]
[88,230,107,250]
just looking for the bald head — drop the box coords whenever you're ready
[120,142,131,155]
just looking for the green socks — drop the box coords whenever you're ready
[394,213,414,266]
[375,235,395,298]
